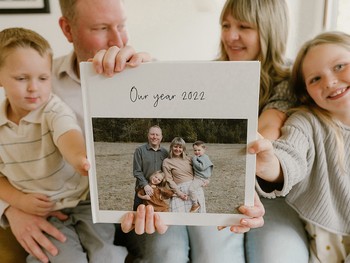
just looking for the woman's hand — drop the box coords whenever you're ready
[218,191,265,233]
[121,205,168,235]
[177,191,188,200]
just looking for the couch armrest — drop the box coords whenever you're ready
[0,227,28,263]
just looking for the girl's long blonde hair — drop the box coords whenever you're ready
[217,0,290,112]
[291,31,350,173]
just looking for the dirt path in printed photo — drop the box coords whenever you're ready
[94,142,247,214]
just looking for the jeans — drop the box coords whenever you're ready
[27,201,122,263]
[126,197,309,263]
[133,225,244,263]
[245,197,309,263]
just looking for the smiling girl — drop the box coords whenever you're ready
[252,31,350,263]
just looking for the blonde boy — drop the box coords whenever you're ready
[0,27,120,262]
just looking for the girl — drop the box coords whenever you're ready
[252,31,350,262]
[218,0,308,262]
[137,171,174,212]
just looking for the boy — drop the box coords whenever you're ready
[189,141,213,213]
[0,27,120,262]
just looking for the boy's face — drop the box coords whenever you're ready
[193,145,205,157]
[0,47,51,121]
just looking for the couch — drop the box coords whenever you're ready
[0,228,27,263]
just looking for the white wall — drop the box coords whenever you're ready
[0,0,325,62]
[0,1,71,59]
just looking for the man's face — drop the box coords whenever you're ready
[69,0,129,63]
[148,127,162,148]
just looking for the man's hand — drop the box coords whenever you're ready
[5,207,67,263]
[91,45,152,77]
[144,185,154,196]
[121,205,168,235]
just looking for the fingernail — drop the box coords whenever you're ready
[138,205,145,212]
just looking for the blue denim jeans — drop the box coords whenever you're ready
[245,197,309,263]
[27,201,121,263]
[127,197,309,263]
[136,225,244,263]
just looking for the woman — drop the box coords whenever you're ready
[122,1,302,262]
[162,137,206,213]
[218,0,309,262]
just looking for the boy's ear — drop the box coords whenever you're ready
[59,16,74,43]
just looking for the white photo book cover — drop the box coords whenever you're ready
[80,61,260,226]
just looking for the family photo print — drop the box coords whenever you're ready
[81,61,260,226]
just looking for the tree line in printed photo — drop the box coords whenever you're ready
[92,118,248,144]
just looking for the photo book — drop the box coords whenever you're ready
[80,61,260,226]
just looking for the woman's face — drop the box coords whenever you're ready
[221,13,261,61]
[171,144,184,157]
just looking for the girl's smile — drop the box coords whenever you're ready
[327,87,349,100]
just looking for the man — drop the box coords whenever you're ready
[1,0,265,262]
[0,1,152,262]
[133,125,168,210]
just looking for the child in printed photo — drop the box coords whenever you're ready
[137,170,175,212]
[189,141,213,213]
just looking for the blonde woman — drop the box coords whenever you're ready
[218,0,309,262]
[162,137,206,213]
